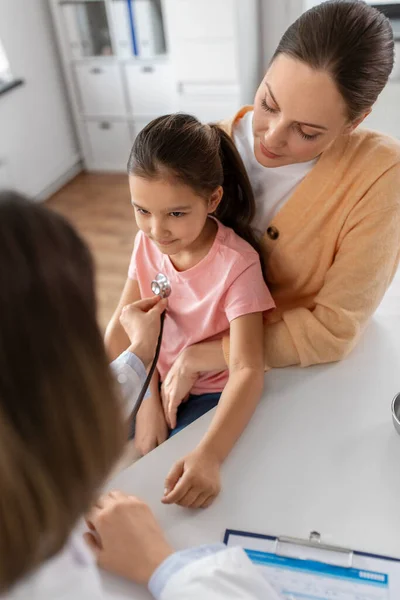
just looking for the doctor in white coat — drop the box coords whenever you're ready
[0,192,279,600]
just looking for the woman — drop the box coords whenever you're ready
[155,0,400,447]
[0,191,277,599]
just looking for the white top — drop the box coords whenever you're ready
[4,535,277,600]
[234,110,317,237]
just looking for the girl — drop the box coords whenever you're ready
[105,113,275,508]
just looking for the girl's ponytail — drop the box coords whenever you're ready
[209,124,265,273]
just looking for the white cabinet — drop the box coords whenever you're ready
[74,62,127,116]
[163,0,260,122]
[125,62,175,115]
[50,0,261,171]
[85,120,132,171]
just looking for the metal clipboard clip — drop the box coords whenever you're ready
[275,531,354,568]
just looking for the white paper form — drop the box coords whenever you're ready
[225,530,400,600]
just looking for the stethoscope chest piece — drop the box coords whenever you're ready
[151,273,171,299]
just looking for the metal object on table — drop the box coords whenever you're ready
[391,393,400,436]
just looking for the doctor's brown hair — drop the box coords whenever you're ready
[0,192,123,591]
[273,0,394,120]
[127,113,264,265]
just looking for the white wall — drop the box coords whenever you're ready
[0,0,80,200]
[260,1,304,73]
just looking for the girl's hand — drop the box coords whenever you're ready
[135,396,169,456]
[162,447,221,508]
[161,348,199,429]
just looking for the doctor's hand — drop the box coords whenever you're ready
[120,296,167,368]
[85,491,173,584]
[162,447,221,509]
[161,348,199,429]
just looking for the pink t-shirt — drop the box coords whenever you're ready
[128,219,275,395]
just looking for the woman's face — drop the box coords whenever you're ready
[253,54,354,168]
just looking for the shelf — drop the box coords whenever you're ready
[71,53,169,64]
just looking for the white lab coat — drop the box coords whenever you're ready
[3,531,280,599]
[2,355,281,599]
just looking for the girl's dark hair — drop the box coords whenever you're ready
[273,0,394,120]
[0,192,123,591]
[127,113,263,263]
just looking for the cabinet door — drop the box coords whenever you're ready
[86,120,132,171]
[74,63,127,116]
[125,63,175,116]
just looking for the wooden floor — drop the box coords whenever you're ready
[47,172,137,331]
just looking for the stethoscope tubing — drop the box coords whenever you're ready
[130,310,166,422]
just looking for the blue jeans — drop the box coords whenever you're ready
[169,392,222,437]
[130,392,221,440]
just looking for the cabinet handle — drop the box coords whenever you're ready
[100,122,111,130]
[90,67,103,75]
[142,66,154,73]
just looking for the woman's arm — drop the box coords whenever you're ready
[235,202,400,369]
[104,278,140,361]
[174,184,400,373]
[87,492,280,600]
[162,312,264,508]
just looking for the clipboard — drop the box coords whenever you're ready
[224,529,400,599]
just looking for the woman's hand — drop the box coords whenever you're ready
[161,348,199,429]
[162,447,221,508]
[85,491,173,584]
[135,395,169,456]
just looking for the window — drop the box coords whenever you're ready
[0,37,23,96]
[0,38,11,83]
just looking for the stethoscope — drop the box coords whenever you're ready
[130,274,171,422]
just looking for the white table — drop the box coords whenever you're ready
[102,312,400,599]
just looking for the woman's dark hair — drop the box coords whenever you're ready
[0,192,123,591]
[127,113,264,264]
[273,0,394,120]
